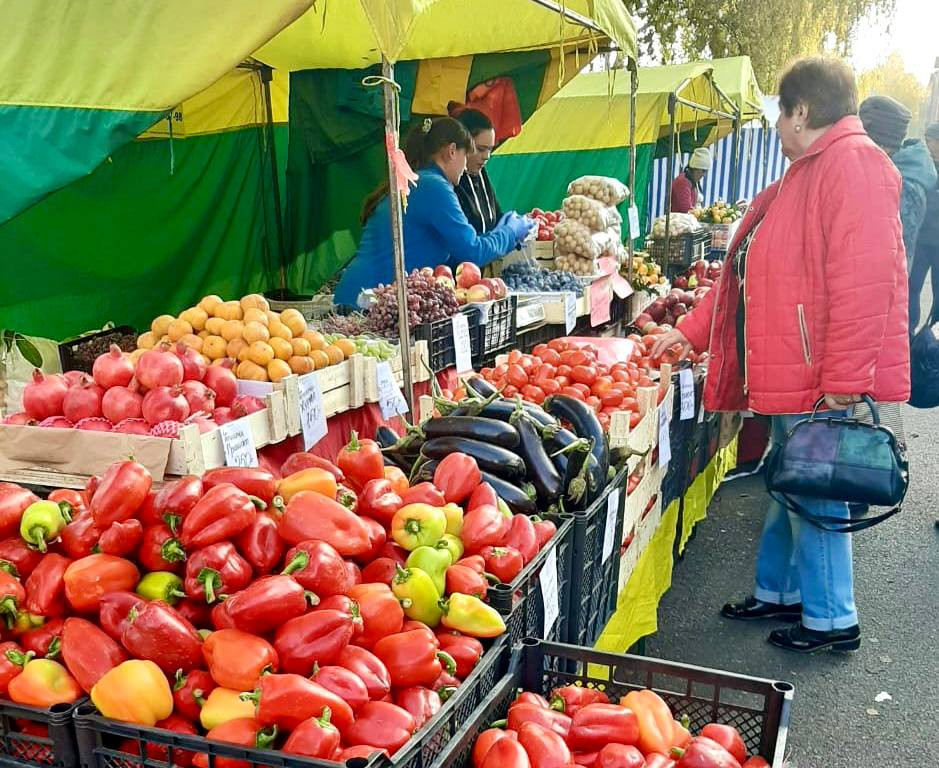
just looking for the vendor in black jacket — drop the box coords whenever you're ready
[454,109,503,234]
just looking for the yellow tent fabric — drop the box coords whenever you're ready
[254,0,636,70]
[704,56,765,124]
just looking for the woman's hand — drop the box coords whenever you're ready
[824,393,861,410]
[649,328,693,360]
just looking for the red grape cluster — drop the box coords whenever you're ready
[319,313,368,336]
[366,270,460,335]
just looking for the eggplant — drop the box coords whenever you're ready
[423,416,520,449]
[410,459,439,484]
[466,376,499,399]
[375,425,400,449]
[480,471,538,515]
[450,398,517,421]
[514,416,563,503]
[541,424,582,454]
[563,445,604,510]
[420,437,526,480]
[544,394,609,479]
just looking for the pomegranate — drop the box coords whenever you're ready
[23,370,69,421]
[38,416,73,429]
[92,345,135,389]
[185,412,216,434]
[113,418,151,435]
[180,381,215,414]
[213,407,235,425]
[2,413,36,426]
[203,366,237,408]
[75,417,113,432]
[149,421,185,438]
[175,343,207,382]
[231,395,266,416]
[62,379,104,422]
[101,386,143,424]
[136,345,184,390]
[142,386,190,425]
[63,371,89,388]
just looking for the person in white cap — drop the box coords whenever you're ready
[670,147,712,213]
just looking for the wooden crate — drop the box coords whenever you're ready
[618,495,663,592]
[362,341,431,403]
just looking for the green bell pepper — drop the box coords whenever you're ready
[136,571,187,604]
[20,501,71,552]
[406,545,452,595]
[391,565,443,627]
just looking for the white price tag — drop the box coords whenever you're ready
[298,372,328,450]
[658,404,671,467]
[452,313,473,373]
[679,368,695,421]
[564,292,577,334]
[376,361,409,419]
[540,548,560,633]
[628,205,641,239]
[602,488,620,563]
[219,420,258,467]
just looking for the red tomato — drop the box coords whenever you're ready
[535,363,557,380]
[547,338,568,352]
[630,411,641,428]
[638,376,654,388]
[572,383,591,397]
[540,379,561,395]
[611,369,629,383]
[520,385,546,404]
[598,413,611,430]
[591,377,614,395]
[502,385,518,398]
[557,364,573,378]
[621,397,638,411]
[519,356,535,374]
[586,396,601,411]
[599,391,624,407]
[571,365,597,386]
[555,375,570,387]
[493,363,509,377]
[560,350,588,367]
[532,344,548,356]
[506,365,529,389]
[560,386,585,400]
[536,348,561,366]
[508,350,523,365]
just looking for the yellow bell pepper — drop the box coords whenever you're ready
[91,659,173,726]
[199,687,256,730]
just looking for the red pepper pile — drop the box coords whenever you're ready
[473,685,770,768]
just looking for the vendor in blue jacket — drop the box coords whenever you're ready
[334,117,533,306]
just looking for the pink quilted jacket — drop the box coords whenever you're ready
[680,116,911,415]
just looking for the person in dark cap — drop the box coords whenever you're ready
[909,121,939,332]
[859,96,937,265]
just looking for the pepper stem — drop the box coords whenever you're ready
[255,726,278,750]
[304,590,320,607]
[57,501,73,523]
[27,528,48,553]
[346,431,361,452]
[438,686,458,702]
[489,719,507,728]
[0,561,18,578]
[239,690,261,705]
[282,551,309,576]
[197,568,222,604]
[0,597,18,628]
[173,669,187,691]
[436,650,457,676]
[248,495,268,511]
[45,636,61,659]
[5,649,34,669]
[316,707,332,728]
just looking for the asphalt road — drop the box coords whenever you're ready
[644,402,939,767]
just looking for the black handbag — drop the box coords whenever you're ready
[764,396,909,532]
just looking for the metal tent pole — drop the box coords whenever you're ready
[664,92,677,263]
[627,59,638,279]
[259,65,289,295]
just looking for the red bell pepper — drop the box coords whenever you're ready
[456,555,486,574]
[461,505,509,554]
[82,474,100,509]
[335,644,391,700]
[515,692,552,708]
[59,513,100,559]
[434,453,482,504]
[357,516,387,564]
[121,714,199,768]
[379,541,410,564]
[505,514,540,563]
[281,539,353,598]
[347,583,404,649]
[90,460,152,527]
[203,628,278,691]
[211,602,238,630]
[121,600,203,674]
[435,630,483,678]
[176,598,212,630]
[383,465,408,496]
[401,482,446,507]
[481,546,524,583]
[21,618,64,658]
[224,575,311,634]
[343,701,416,754]
[551,685,609,715]
[394,686,444,728]
[506,702,572,739]
[202,468,277,505]
[361,557,399,585]
[281,452,345,483]
[184,542,253,604]
[0,569,24,627]
[311,663,369,713]
[63,554,140,613]
[337,745,389,762]
[467,482,498,512]
[179,484,261,550]
[192,717,275,768]
[533,519,557,549]
[740,758,770,768]
[245,672,354,732]
[59,617,127,692]
[473,728,518,768]
[135,489,161,527]
[568,703,640,752]
[431,668,460,693]
[572,750,599,767]
[153,475,204,520]
[173,668,216,722]
[24,553,72,617]
[699,724,747,764]
[273,609,357,675]
[645,755,677,768]
[98,590,144,640]
[358,479,403,528]
[671,738,742,768]
[316,595,365,644]
[11,721,54,764]
[337,431,385,490]
[138,523,187,573]
[282,706,341,759]
[517,721,572,768]
[444,564,489,598]
[278,491,371,557]
[0,485,39,538]
[0,641,27,694]
[0,537,43,579]
[596,744,645,768]
[373,629,456,689]
[481,736,531,768]
[47,488,84,512]
[234,512,283,575]
[97,519,143,557]
[346,560,362,585]
[620,690,684,755]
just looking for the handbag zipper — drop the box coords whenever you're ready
[797,304,812,365]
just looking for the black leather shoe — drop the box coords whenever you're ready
[721,596,802,621]
[768,623,861,653]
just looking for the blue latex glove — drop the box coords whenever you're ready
[507,214,536,242]
[497,211,516,228]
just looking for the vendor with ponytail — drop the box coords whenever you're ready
[334,117,534,306]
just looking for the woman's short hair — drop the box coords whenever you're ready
[778,56,858,129]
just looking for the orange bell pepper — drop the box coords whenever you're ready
[275,468,338,505]
[7,657,82,707]
[91,659,173,725]
[619,689,684,754]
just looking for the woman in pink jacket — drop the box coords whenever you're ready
[653,57,910,653]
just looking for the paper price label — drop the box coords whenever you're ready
[540,548,560,633]
[564,292,577,334]
[376,361,409,419]
[628,205,641,239]
[602,488,620,563]
[452,313,473,373]
[219,420,258,467]
[590,278,612,327]
[298,372,327,450]
[679,368,695,420]
[658,405,671,467]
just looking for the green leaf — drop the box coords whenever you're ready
[15,337,43,368]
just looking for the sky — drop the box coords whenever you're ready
[851,0,938,83]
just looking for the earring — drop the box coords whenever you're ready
[794,125,803,133]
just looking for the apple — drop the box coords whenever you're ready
[692,260,709,279]
[419,267,435,278]
[698,278,714,288]
[480,278,507,300]
[456,262,482,289]
[466,284,492,303]
[665,294,679,308]
[673,275,689,290]
[647,299,667,322]
[663,314,676,326]
[436,275,456,290]
[434,265,453,279]
[641,321,659,335]
[635,312,653,328]
[676,314,687,326]
[455,288,469,304]
[679,291,695,306]
[673,303,688,317]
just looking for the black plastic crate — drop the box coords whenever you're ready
[411,307,481,373]
[565,466,628,647]
[661,368,702,508]
[488,512,573,645]
[431,639,793,768]
[58,325,137,373]
[0,699,82,768]
[73,636,510,768]
[515,322,563,355]
[647,230,710,275]
[473,296,517,369]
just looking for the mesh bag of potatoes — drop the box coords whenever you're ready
[562,194,623,232]
[566,175,629,207]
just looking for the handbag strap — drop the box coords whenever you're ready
[809,394,880,424]
[769,490,902,533]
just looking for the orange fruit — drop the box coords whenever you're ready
[240,294,270,312]
[289,356,314,375]
[226,338,247,359]
[237,360,268,381]
[334,338,356,358]
[137,332,156,350]
[167,319,193,342]
[248,341,275,366]
[324,345,344,366]
[151,314,175,338]
[303,331,326,351]
[203,336,227,360]
[290,338,311,357]
[243,308,269,327]
[198,295,224,316]
[270,337,293,361]
[220,320,244,342]
[243,322,270,345]
[310,350,330,370]
[267,359,292,383]
[179,334,203,352]
[180,307,208,332]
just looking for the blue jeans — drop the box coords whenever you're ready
[754,413,859,631]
